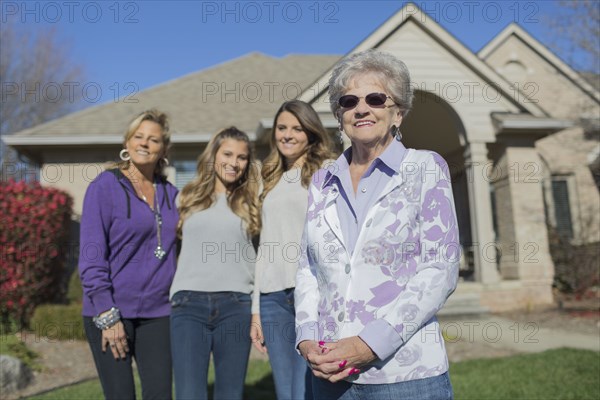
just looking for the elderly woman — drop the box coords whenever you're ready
[295,49,459,399]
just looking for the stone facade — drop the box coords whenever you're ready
[536,127,600,244]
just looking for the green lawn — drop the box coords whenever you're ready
[29,348,599,400]
[29,359,275,400]
[451,348,600,400]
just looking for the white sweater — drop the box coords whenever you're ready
[252,168,308,313]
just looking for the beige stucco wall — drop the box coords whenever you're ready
[40,148,115,216]
[40,147,183,216]
[40,163,105,217]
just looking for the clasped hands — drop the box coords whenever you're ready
[298,336,377,383]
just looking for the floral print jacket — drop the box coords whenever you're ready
[295,149,460,384]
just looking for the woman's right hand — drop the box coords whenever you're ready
[250,314,267,353]
[101,320,129,360]
[298,340,324,364]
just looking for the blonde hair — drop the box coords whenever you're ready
[260,100,335,203]
[114,109,171,177]
[178,127,261,238]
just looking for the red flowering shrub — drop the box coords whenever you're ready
[0,179,73,328]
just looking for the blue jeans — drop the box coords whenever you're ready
[260,288,312,400]
[312,371,453,400]
[170,291,252,400]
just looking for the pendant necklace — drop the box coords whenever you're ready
[131,175,165,260]
[152,183,166,260]
[131,176,149,204]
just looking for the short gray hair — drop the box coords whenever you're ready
[328,49,413,119]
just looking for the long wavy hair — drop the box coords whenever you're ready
[260,100,335,203]
[177,127,261,239]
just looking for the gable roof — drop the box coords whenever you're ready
[5,53,340,146]
[299,2,547,117]
[479,23,600,103]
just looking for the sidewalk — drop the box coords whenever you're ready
[439,313,599,363]
[250,312,600,363]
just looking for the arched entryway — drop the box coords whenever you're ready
[401,90,474,279]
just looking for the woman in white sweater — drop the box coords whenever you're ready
[251,100,335,399]
[170,127,261,400]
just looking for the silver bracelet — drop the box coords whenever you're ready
[93,307,121,330]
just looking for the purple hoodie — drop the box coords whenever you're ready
[79,169,179,318]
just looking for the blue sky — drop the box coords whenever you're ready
[2,1,583,105]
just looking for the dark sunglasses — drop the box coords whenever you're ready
[338,92,394,109]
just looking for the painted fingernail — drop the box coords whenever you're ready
[348,368,360,375]
[318,340,325,347]
[321,346,328,353]
[338,360,348,368]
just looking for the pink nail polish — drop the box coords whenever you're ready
[321,346,328,353]
[318,340,325,347]
[338,360,348,368]
[349,368,360,375]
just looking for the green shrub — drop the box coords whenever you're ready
[549,226,600,295]
[67,270,83,303]
[29,303,85,341]
[0,333,41,371]
[0,180,73,328]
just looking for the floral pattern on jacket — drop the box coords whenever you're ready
[295,149,459,384]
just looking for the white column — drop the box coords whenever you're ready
[464,142,500,283]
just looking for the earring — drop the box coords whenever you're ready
[337,125,345,144]
[162,157,169,166]
[390,125,403,142]
[119,149,131,161]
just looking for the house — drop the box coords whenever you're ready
[5,3,599,313]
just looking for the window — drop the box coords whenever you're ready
[551,178,573,239]
[173,160,196,190]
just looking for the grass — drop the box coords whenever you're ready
[27,374,142,400]
[450,348,599,400]
[28,348,600,400]
[29,359,275,400]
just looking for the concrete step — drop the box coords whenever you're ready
[439,291,489,316]
[438,305,489,317]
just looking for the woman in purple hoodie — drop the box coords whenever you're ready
[79,109,179,400]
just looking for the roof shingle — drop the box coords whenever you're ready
[12,52,340,138]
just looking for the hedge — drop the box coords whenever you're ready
[0,179,73,328]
